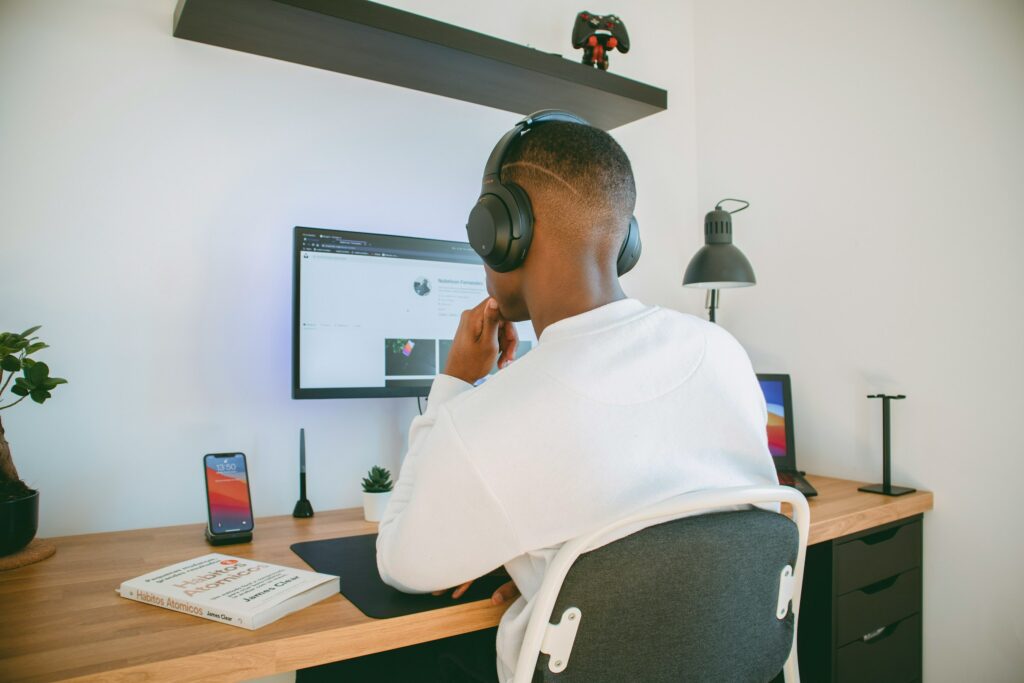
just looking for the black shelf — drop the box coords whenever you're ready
[173,0,667,130]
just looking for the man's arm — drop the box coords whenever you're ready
[376,398,522,593]
[376,298,522,593]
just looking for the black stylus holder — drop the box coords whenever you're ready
[859,394,916,497]
[205,527,253,546]
[293,428,314,518]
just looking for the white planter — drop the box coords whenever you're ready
[362,491,392,522]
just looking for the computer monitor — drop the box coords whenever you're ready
[756,373,797,470]
[293,227,535,399]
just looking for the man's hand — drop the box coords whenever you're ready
[490,579,520,605]
[443,297,519,384]
[432,580,474,600]
[431,578,521,605]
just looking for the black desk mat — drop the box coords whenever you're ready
[290,533,507,619]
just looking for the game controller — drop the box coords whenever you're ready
[571,11,630,71]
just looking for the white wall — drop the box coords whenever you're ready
[6,1,1019,679]
[0,0,699,536]
[692,1,1024,680]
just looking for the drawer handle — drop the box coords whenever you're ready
[860,574,900,595]
[862,618,905,644]
[860,527,901,545]
[862,626,888,642]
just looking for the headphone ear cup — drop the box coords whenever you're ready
[467,193,511,269]
[467,184,534,272]
[616,215,641,276]
[500,182,534,270]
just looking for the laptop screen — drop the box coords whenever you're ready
[756,374,796,469]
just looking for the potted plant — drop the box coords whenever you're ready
[361,465,393,522]
[0,326,67,556]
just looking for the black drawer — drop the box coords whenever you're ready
[837,568,920,646]
[837,613,921,683]
[836,519,921,593]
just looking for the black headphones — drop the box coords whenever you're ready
[466,110,641,275]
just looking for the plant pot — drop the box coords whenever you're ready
[362,491,392,522]
[1,488,39,556]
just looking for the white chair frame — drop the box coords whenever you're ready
[510,486,811,683]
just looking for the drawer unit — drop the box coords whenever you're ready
[837,568,921,645]
[795,515,924,682]
[836,520,921,594]
[837,614,921,683]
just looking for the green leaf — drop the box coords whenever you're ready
[41,377,68,389]
[30,389,51,404]
[10,384,29,397]
[25,342,48,355]
[25,361,49,385]
[1,355,20,372]
[362,465,393,492]
[21,357,35,368]
[19,325,41,338]
[0,334,17,356]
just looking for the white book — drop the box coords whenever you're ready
[116,553,339,630]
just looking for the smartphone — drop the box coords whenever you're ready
[203,452,254,536]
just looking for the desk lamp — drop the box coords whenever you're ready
[682,199,756,322]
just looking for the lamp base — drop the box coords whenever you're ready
[858,483,916,497]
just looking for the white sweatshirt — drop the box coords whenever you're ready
[376,298,778,682]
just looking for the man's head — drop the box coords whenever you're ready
[485,121,637,321]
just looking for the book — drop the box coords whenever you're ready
[116,553,339,630]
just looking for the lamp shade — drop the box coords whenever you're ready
[682,207,756,289]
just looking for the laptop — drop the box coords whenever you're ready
[756,374,818,497]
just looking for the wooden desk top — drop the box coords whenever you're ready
[0,475,933,683]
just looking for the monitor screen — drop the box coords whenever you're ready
[756,374,794,460]
[293,227,535,399]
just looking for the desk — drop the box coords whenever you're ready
[0,475,932,682]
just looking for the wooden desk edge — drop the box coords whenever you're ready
[60,601,506,683]
[804,474,934,545]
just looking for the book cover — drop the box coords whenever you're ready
[117,553,339,629]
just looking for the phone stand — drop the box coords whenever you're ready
[205,527,253,546]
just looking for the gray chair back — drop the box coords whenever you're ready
[533,508,798,683]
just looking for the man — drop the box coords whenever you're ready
[372,118,778,682]
[299,117,776,682]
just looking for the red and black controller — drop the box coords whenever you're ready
[571,11,630,71]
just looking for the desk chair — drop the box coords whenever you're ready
[511,486,810,683]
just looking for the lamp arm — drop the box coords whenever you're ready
[706,289,719,323]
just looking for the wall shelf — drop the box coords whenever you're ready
[173,0,667,130]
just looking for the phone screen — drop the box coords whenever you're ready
[204,453,253,534]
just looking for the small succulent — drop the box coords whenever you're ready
[361,465,394,493]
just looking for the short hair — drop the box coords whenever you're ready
[500,121,636,254]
